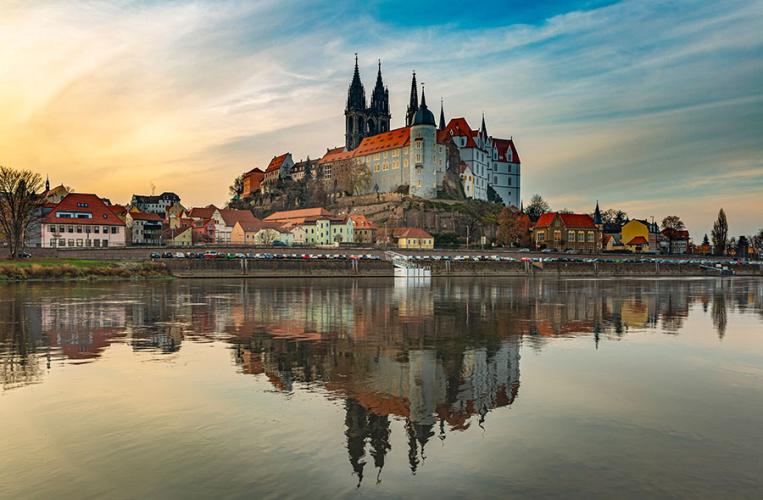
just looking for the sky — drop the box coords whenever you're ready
[1,0,761,237]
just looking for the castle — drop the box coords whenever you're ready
[245,56,522,206]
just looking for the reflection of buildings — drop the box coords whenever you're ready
[1,277,761,483]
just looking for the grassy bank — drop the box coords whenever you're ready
[0,258,170,281]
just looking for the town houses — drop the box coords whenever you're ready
[21,57,724,256]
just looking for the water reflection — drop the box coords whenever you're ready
[1,277,762,487]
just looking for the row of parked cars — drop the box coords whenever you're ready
[149,251,383,261]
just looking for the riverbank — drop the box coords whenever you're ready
[163,258,763,279]
[2,257,761,281]
[0,259,171,281]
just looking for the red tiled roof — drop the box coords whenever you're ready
[188,205,218,219]
[264,208,334,222]
[42,193,126,226]
[129,210,162,222]
[219,209,258,227]
[109,204,128,219]
[443,118,478,148]
[349,214,377,229]
[493,138,521,164]
[534,212,596,229]
[265,153,289,173]
[352,127,410,156]
[627,236,649,246]
[319,147,349,165]
[392,227,432,239]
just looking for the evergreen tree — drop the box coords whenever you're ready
[711,208,728,255]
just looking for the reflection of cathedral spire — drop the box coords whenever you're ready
[405,419,420,475]
[344,399,391,487]
[345,399,368,486]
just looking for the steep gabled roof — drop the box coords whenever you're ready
[42,193,126,226]
[265,153,289,173]
[492,138,521,164]
[349,214,377,229]
[443,117,478,148]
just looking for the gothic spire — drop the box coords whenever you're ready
[405,71,419,127]
[438,98,446,130]
[480,112,488,138]
[420,83,427,108]
[370,59,387,113]
[346,52,366,110]
[45,175,50,192]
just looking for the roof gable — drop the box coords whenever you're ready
[42,193,126,226]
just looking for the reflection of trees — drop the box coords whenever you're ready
[712,290,728,339]
[0,295,44,390]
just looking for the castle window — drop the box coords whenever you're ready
[568,230,576,242]
[587,231,595,242]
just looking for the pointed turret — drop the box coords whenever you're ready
[480,113,488,139]
[411,84,435,126]
[405,71,419,127]
[594,200,602,226]
[438,98,446,130]
[45,175,50,192]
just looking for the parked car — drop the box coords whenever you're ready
[149,252,161,259]
[161,252,173,258]
[174,252,186,258]
[272,240,287,247]
[18,252,32,259]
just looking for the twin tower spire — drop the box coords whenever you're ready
[346,55,447,150]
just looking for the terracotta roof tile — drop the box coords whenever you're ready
[265,153,289,173]
[42,193,126,226]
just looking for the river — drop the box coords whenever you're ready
[1,277,762,499]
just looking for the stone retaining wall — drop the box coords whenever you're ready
[163,259,763,279]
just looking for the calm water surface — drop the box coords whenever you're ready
[1,277,762,499]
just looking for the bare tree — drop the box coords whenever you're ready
[661,215,685,231]
[332,158,372,196]
[0,166,45,259]
[525,194,550,221]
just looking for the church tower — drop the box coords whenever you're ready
[345,54,367,151]
[405,71,419,127]
[368,60,391,135]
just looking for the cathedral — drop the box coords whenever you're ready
[252,56,523,206]
[335,56,522,206]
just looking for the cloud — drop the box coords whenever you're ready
[0,0,761,236]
